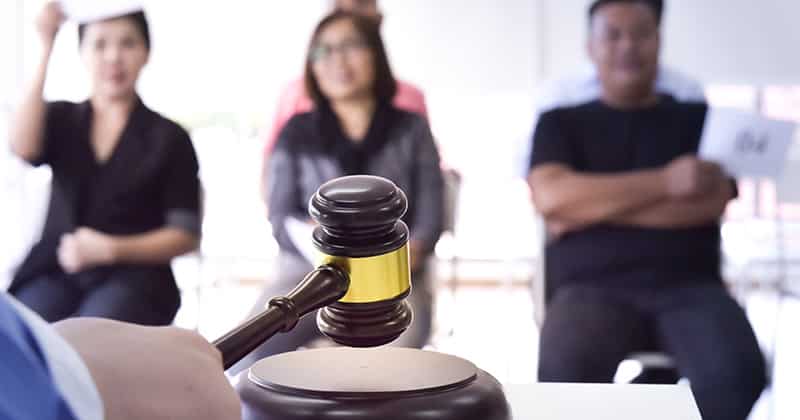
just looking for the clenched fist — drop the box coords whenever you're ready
[35,2,66,48]
[58,227,115,274]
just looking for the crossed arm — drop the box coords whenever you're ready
[528,160,734,236]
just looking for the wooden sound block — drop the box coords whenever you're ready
[238,347,510,420]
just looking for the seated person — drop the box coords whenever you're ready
[8,2,200,325]
[233,10,444,374]
[527,1,766,420]
[260,0,428,198]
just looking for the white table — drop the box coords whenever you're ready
[504,383,701,420]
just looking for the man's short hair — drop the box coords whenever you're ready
[588,0,664,25]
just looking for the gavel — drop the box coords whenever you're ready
[213,175,414,369]
[214,175,510,420]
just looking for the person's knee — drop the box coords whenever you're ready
[684,287,768,401]
[78,266,179,325]
[538,287,647,382]
[727,355,768,404]
[12,276,80,322]
[538,342,619,382]
[538,320,623,382]
[537,349,589,382]
[690,359,766,420]
[692,351,767,406]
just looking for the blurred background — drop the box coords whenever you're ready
[1,1,799,419]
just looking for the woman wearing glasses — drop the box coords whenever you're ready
[236,11,444,372]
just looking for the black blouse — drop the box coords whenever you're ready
[12,98,200,287]
[266,103,444,259]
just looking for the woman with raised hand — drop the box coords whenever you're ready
[8,2,201,325]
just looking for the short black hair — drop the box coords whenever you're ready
[78,11,151,50]
[304,11,397,107]
[589,0,664,25]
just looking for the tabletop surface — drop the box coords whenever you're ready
[504,383,701,420]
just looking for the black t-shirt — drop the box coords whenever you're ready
[11,99,200,288]
[529,96,724,290]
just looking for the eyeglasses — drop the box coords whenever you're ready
[309,38,368,63]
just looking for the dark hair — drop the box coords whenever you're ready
[304,11,396,106]
[78,11,151,50]
[588,0,663,25]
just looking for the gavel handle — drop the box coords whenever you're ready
[213,265,349,370]
[213,306,290,370]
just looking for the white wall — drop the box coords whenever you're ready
[382,0,539,95]
[380,0,539,177]
[539,0,800,85]
[0,1,24,109]
[539,0,588,80]
[139,1,328,118]
[663,0,800,85]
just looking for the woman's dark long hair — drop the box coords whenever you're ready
[304,11,397,107]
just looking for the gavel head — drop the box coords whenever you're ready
[309,175,413,347]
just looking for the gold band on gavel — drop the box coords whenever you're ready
[317,243,411,303]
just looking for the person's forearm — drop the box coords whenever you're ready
[529,164,668,226]
[110,227,199,265]
[612,179,734,229]
[54,318,241,420]
[9,47,52,162]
